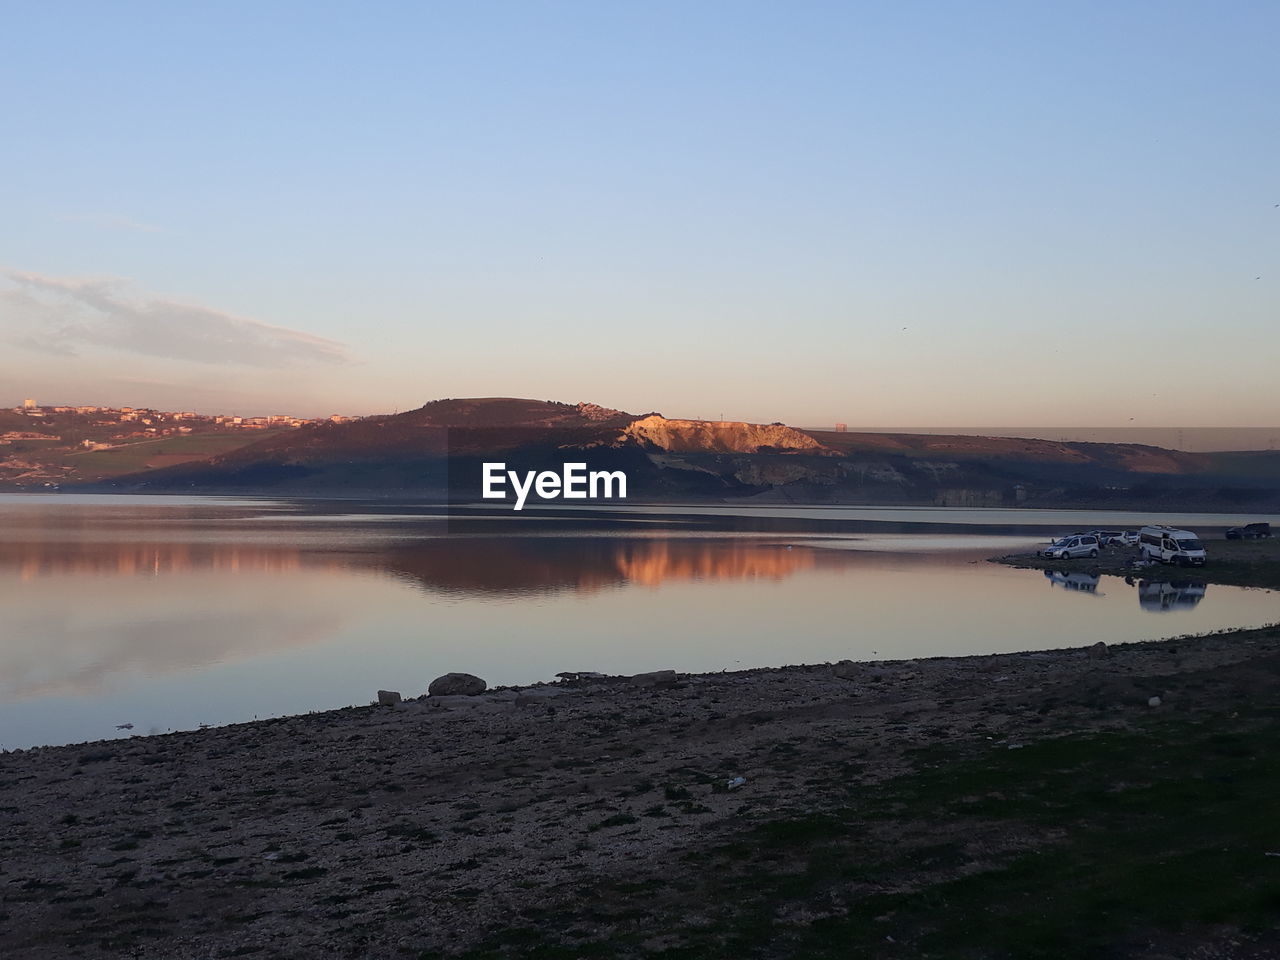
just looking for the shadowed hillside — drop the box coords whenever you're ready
[90,398,1280,510]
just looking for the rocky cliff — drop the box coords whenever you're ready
[622,416,831,455]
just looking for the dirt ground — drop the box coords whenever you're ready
[3,624,1280,959]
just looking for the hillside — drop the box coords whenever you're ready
[206,399,636,463]
[81,398,1280,509]
[0,404,304,487]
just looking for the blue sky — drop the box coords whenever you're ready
[1,1,1276,424]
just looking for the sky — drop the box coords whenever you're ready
[1,1,1276,426]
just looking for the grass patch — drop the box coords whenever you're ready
[588,813,638,832]
[459,709,1280,959]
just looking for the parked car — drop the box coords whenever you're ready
[1040,535,1100,560]
[1139,525,1207,566]
[1086,529,1125,546]
[1116,530,1140,547]
[1226,522,1272,540]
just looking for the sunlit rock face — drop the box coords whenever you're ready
[622,415,831,455]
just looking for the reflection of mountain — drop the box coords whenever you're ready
[0,540,323,579]
[0,533,828,597]
[0,540,356,702]
[0,535,833,701]
[1138,579,1207,613]
[374,538,820,596]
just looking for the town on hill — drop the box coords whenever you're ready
[0,400,358,487]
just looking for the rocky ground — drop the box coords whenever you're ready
[3,625,1280,959]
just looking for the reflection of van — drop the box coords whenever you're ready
[1139,526,1207,566]
[1043,569,1102,594]
[1138,579,1207,612]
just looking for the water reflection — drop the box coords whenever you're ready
[2,496,1278,749]
[2,540,323,579]
[1137,579,1207,613]
[375,537,822,595]
[0,536,836,704]
[0,535,827,595]
[1042,570,1103,596]
[2,569,359,701]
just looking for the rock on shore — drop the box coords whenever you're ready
[427,672,487,696]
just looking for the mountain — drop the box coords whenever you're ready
[99,398,1280,509]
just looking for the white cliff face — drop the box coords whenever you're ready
[621,415,831,454]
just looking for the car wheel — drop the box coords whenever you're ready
[1089,549,1098,558]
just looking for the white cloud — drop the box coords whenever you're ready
[0,271,353,367]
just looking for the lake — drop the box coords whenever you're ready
[2,495,1278,749]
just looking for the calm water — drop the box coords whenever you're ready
[3,495,1278,749]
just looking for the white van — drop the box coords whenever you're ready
[1138,526,1207,566]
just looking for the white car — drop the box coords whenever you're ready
[1040,535,1101,560]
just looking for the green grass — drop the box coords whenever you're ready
[458,708,1280,959]
[60,431,285,476]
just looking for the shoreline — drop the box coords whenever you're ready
[990,536,1280,591]
[4,626,1279,958]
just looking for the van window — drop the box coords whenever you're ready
[1082,536,1097,544]
[1176,539,1203,551]
[1163,540,1176,551]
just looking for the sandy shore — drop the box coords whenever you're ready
[3,625,1280,958]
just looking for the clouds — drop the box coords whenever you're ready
[1,271,353,367]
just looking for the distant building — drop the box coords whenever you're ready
[834,423,847,433]
[22,398,36,409]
